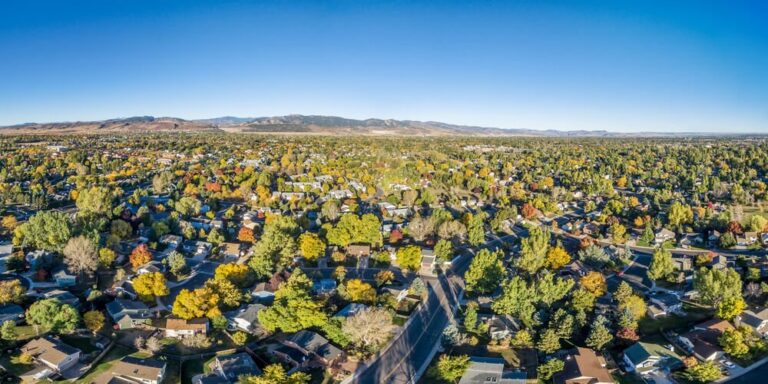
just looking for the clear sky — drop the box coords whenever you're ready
[1,0,767,132]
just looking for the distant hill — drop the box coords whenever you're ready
[0,114,747,136]
[0,116,219,134]
[207,114,618,136]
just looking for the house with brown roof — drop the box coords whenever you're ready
[678,319,733,361]
[346,244,370,258]
[158,317,209,338]
[110,356,166,384]
[554,347,613,384]
[19,336,81,382]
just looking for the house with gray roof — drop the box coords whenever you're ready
[458,356,526,384]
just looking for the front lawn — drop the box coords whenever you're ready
[75,345,134,383]
[0,354,35,376]
[638,304,713,335]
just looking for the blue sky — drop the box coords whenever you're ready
[1,0,766,132]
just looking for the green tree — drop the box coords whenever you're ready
[682,361,723,383]
[586,316,613,350]
[694,267,742,306]
[537,358,564,380]
[647,247,674,281]
[427,354,470,383]
[396,245,422,271]
[517,227,550,274]
[110,219,133,239]
[464,249,505,294]
[207,228,225,245]
[15,211,71,252]
[1,320,16,341]
[167,251,188,277]
[537,328,561,354]
[239,364,311,384]
[76,186,113,218]
[467,212,487,246]
[719,327,750,358]
[492,276,537,327]
[613,281,634,303]
[434,239,454,262]
[536,271,575,306]
[716,296,746,320]
[667,201,693,230]
[639,221,655,245]
[26,299,79,334]
[258,270,327,333]
[175,196,202,217]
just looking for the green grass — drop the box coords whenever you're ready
[14,325,43,341]
[181,356,215,384]
[60,334,99,353]
[639,304,713,335]
[75,345,134,384]
[0,354,35,376]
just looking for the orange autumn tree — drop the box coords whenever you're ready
[237,227,255,243]
[129,244,152,268]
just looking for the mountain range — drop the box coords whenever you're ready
[0,114,749,137]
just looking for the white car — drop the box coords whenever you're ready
[720,359,736,369]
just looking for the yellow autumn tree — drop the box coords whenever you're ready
[580,271,607,297]
[346,279,376,303]
[545,246,571,270]
[172,287,222,320]
[132,272,169,301]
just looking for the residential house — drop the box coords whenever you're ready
[655,228,676,245]
[19,336,81,381]
[346,244,371,258]
[106,299,152,330]
[159,317,209,338]
[212,352,262,383]
[622,341,683,375]
[555,347,613,384]
[221,242,245,262]
[228,304,266,334]
[108,278,139,300]
[182,240,212,259]
[710,254,729,270]
[745,232,759,246]
[42,290,80,309]
[26,250,53,269]
[111,356,166,384]
[484,314,520,341]
[159,234,183,250]
[420,248,437,275]
[679,233,704,248]
[678,319,734,361]
[334,303,368,319]
[51,266,77,287]
[137,260,164,275]
[458,356,526,384]
[649,292,682,315]
[313,278,337,295]
[708,230,722,247]
[251,271,290,303]
[736,308,768,337]
[280,330,345,368]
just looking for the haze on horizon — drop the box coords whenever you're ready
[1,0,767,133]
